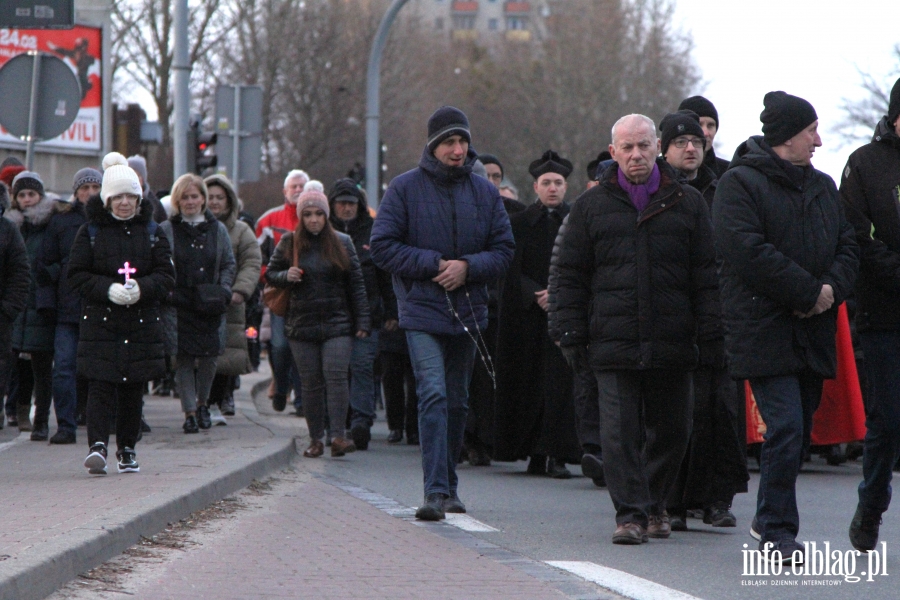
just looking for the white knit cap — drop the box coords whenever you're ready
[100,152,143,203]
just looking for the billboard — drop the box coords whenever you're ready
[0,24,102,152]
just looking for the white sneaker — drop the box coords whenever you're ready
[209,405,227,426]
[84,443,108,475]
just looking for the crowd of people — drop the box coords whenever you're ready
[1,78,900,564]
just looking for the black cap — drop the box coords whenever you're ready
[586,151,612,180]
[659,110,705,156]
[529,149,573,180]
[427,106,471,153]
[760,91,818,147]
[328,177,364,205]
[478,153,503,179]
[888,77,900,125]
[679,96,719,128]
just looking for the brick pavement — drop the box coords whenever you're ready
[104,470,569,600]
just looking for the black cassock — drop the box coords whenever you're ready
[493,201,581,464]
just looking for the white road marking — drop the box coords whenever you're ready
[546,561,705,600]
[444,513,499,532]
[0,432,30,454]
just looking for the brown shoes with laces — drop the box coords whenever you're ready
[648,512,672,538]
[612,522,648,545]
[331,437,357,457]
[303,440,324,458]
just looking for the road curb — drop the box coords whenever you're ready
[0,435,297,600]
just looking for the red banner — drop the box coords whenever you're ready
[745,303,867,445]
[0,25,102,150]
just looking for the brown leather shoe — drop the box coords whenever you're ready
[331,437,357,457]
[648,512,672,538]
[303,440,324,458]
[612,522,648,545]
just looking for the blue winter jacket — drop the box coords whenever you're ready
[370,147,515,335]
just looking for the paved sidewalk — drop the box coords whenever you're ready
[0,367,295,600]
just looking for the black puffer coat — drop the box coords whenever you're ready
[35,199,87,324]
[0,186,30,351]
[328,179,396,329]
[713,136,859,379]
[555,159,720,371]
[839,117,900,332]
[160,210,236,357]
[67,196,175,382]
[266,230,370,342]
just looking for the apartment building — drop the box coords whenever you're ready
[413,0,550,42]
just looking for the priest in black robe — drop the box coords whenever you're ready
[494,150,582,477]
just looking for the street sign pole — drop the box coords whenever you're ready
[25,52,42,170]
[232,84,241,186]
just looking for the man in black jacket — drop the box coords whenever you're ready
[714,92,858,563]
[660,111,748,530]
[678,95,730,178]
[0,182,30,429]
[840,77,900,552]
[556,114,720,545]
[328,178,397,450]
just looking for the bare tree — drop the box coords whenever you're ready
[835,44,900,145]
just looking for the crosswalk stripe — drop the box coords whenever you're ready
[546,561,705,600]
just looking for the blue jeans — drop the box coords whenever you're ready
[749,371,823,543]
[51,323,78,432]
[269,313,302,407]
[349,330,380,430]
[858,331,900,514]
[406,331,475,498]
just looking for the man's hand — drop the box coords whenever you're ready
[535,289,549,311]
[383,319,399,332]
[433,259,468,291]
[231,292,244,305]
[796,284,835,318]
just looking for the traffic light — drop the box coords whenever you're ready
[195,130,218,174]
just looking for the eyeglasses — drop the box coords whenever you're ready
[672,137,705,149]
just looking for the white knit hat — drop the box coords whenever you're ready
[100,152,142,203]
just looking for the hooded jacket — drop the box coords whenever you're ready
[839,116,900,332]
[713,136,859,379]
[35,198,88,324]
[369,147,515,335]
[0,185,30,347]
[554,159,720,371]
[6,192,56,352]
[206,174,262,375]
[67,196,175,382]
[328,179,396,329]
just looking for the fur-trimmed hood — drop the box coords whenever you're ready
[85,194,155,226]
[4,192,55,229]
[204,174,240,228]
[0,182,8,216]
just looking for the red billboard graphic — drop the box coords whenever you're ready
[0,25,102,151]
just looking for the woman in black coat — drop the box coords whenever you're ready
[67,153,175,475]
[266,190,370,458]
[159,174,236,434]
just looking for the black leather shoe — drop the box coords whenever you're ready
[197,405,212,429]
[669,511,688,532]
[443,494,466,514]
[581,453,605,487]
[183,415,199,434]
[526,454,547,475]
[547,458,572,479]
[415,494,446,521]
[272,393,287,412]
[49,429,76,444]
[141,418,152,433]
[387,429,403,444]
[30,423,49,441]
[703,503,737,527]
[351,425,371,451]
[849,504,882,551]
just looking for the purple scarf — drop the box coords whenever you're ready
[617,164,661,213]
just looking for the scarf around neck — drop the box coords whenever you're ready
[617,163,661,213]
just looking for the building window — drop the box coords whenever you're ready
[435,17,444,30]
[506,16,527,30]
[453,15,476,29]
[488,18,498,30]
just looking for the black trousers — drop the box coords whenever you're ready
[562,345,601,453]
[382,350,418,437]
[596,369,693,527]
[15,352,53,426]
[87,380,144,452]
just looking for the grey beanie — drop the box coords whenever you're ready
[127,155,148,184]
[73,167,103,193]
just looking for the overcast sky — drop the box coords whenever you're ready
[673,0,898,181]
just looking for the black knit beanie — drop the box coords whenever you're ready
[888,77,900,125]
[427,106,471,153]
[328,177,364,204]
[659,110,706,156]
[11,170,44,198]
[478,153,503,179]
[678,96,719,128]
[760,91,818,147]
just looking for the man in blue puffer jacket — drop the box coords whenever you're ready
[371,106,514,521]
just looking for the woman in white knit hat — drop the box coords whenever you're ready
[67,152,175,475]
[159,173,236,433]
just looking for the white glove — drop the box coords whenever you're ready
[108,283,130,305]
[123,280,141,305]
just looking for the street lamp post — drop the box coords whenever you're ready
[365,0,410,209]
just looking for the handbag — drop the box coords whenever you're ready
[263,234,298,317]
